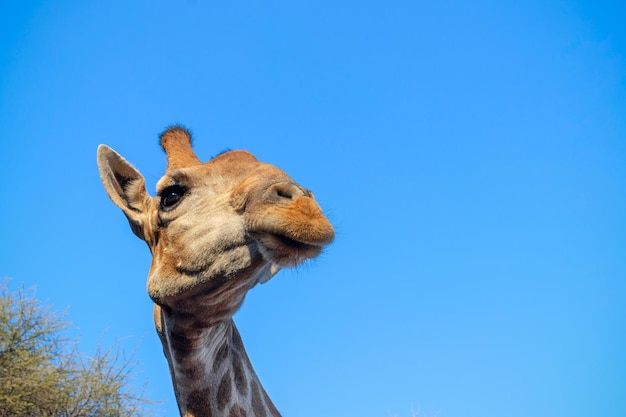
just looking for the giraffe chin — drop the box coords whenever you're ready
[248,231,323,267]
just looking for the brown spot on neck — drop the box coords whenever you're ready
[251,381,267,417]
[228,404,248,417]
[217,370,232,411]
[186,388,213,417]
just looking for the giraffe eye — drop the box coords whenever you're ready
[160,185,187,209]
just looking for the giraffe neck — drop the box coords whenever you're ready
[153,260,283,417]
[159,306,281,417]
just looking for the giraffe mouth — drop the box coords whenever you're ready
[248,231,323,267]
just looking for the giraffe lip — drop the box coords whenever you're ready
[250,231,321,251]
[270,233,320,250]
[248,231,323,266]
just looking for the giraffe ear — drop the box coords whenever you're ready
[97,144,152,241]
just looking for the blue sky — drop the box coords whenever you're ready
[1,1,625,416]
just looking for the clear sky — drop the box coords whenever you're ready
[1,1,625,416]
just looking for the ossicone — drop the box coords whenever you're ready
[160,126,201,170]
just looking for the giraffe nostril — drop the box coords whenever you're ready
[276,188,293,199]
[268,182,304,202]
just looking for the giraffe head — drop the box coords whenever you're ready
[97,127,334,307]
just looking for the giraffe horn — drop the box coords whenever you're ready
[159,126,201,170]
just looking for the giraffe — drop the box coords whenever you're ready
[97,127,334,417]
